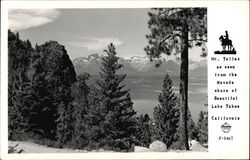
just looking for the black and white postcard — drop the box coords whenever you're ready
[0,0,249,159]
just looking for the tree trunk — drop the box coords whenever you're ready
[179,28,189,150]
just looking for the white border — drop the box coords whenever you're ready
[1,0,249,159]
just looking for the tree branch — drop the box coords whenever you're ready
[164,8,183,18]
[188,38,207,42]
[159,33,183,46]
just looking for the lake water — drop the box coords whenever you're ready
[125,75,207,123]
[90,74,207,123]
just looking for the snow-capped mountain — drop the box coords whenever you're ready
[72,53,207,76]
[129,56,153,72]
[73,54,103,75]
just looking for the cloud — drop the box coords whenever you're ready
[8,9,60,31]
[66,37,123,51]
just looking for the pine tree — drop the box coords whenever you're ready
[27,41,76,143]
[29,74,56,138]
[26,39,32,50]
[197,110,208,144]
[81,84,107,150]
[71,73,91,149]
[8,30,77,146]
[9,80,31,138]
[8,30,32,139]
[38,41,76,145]
[97,43,137,151]
[134,114,152,147]
[145,8,207,150]
[153,74,179,148]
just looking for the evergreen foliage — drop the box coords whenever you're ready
[8,30,32,139]
[153,74,179,148]
[71,73,91,149]
[145,8,207,59]
[27,50,57,139]
[145,8,207,150]
[96,43,137,151]
[7,29,206,152]
[81,85,106,150]
[197,110,208,144]
[35,41,76,145]
[8,30,77,146]
[173,101,200,149]
[134,114,153,147]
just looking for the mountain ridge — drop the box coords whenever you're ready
[73,53,207,76]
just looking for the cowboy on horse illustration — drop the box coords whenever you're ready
[219,31,234,51]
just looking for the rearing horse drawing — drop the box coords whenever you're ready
[219,35,233,51]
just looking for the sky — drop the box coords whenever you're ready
[8,9,206,61]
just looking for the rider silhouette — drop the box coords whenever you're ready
[224,30,229,41]
[216,31,235,53]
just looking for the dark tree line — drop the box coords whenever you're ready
[8,29,207,151]
[8,30,77,146]
[8,32,138,151]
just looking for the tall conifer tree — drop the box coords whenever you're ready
[153,74,179,148]
[145,8,207,149]
[71,73,91,149]
[97,43,137,151]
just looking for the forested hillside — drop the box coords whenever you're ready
[8,30,207,152]
[8,30,76,147]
